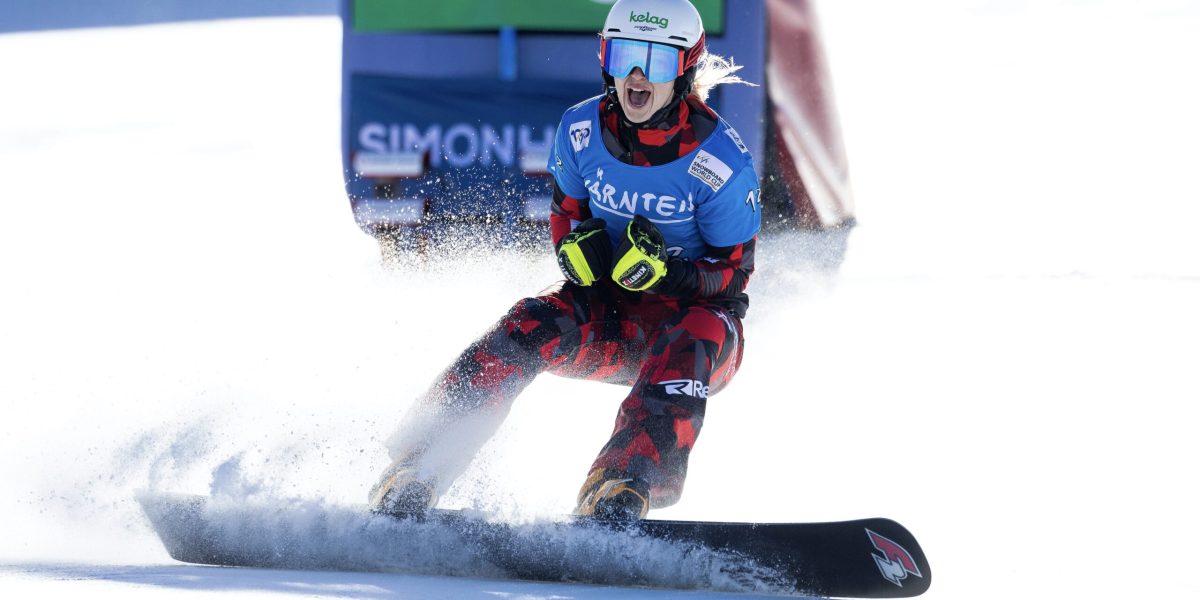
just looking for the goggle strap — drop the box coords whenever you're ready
[682,32,706,71]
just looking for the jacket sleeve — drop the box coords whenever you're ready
[549,179,592,247]
[547,111,592,247]
[652,235,757,300]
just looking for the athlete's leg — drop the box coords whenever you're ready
[577,304,744,517]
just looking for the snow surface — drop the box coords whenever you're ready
[2,2,1199,598]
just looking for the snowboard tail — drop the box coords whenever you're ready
[139,492,931,598]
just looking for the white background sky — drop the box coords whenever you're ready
[2,1,1199,598]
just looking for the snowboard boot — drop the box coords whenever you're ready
[574,467,650,521]
[368,461,438,518]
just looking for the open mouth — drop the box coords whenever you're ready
[626,87,651,110]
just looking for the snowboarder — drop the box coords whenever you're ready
[370,0,760,520]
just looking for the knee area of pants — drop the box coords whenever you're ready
[501,297,563,352]
[679,307,740,341]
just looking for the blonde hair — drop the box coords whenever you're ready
[690,52,757,102]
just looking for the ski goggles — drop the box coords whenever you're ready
[600,37,688,83]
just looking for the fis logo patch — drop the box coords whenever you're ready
[660,379,709,399]
[688,150,732,191]
[569,120,592,152]
[866,529,923,587]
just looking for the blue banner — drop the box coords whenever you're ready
[347,74,598,224]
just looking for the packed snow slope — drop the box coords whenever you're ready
[2,2,1199,598]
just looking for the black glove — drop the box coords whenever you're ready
[556,218,611,286]
[611,215,669,292]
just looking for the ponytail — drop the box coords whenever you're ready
[689,52,756,102]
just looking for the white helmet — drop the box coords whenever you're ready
[601,0,706,55]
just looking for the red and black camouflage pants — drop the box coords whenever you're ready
[387,280,744,508]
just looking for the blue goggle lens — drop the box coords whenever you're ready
[603,38,683,84]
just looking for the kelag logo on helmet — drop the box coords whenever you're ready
[629,11,669,31]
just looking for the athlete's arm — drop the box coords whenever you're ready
[550,179,593,247]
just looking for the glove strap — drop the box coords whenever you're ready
[557,228,607,286]
[559,243,597,286]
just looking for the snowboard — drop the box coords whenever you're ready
[139,492,931,598]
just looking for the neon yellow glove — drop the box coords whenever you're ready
[556,218,611,286]
[611,215,668,292]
